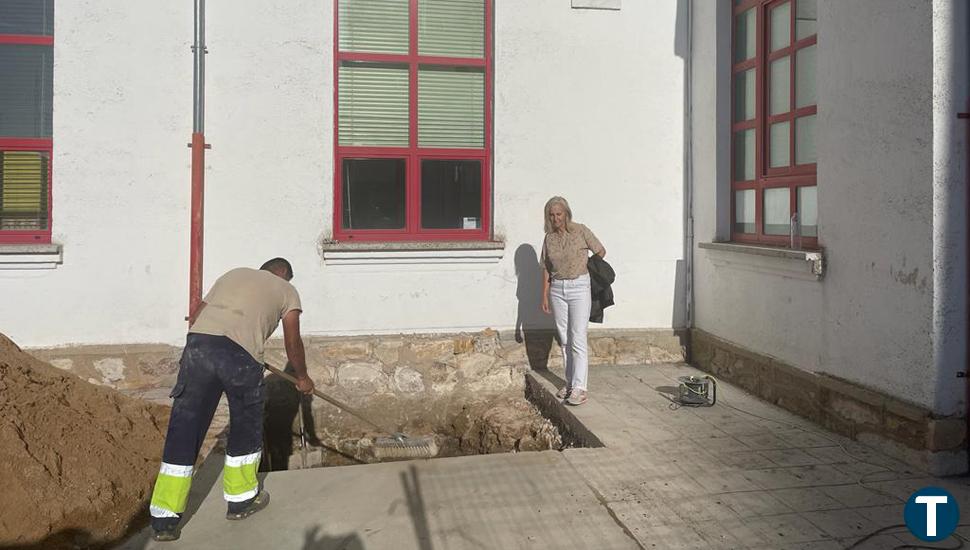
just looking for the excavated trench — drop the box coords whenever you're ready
[259,371,581,470]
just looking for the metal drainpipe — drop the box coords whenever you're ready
[962,98,969,466]
[684,0,695,352]
[188,0,207,321]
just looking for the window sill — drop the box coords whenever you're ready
[572,0,621,9]
[698,241,824,281]
[0,243,63,270]
[320,240,505,265]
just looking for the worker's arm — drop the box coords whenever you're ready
[541,268,552,314]
[188,301,207,326]
[282,310,314,394]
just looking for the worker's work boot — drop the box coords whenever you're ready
[226,490,270,520]
[152,527,180,542]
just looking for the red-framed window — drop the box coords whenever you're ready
[0,0,54,244]
[732,0,817,248]
[334,0,492,242]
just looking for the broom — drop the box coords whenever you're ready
[264,363,438,460]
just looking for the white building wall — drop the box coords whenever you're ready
[0,1,193,347]
[1,1,688,347]
[691,0,965,414]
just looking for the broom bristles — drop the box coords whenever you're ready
[372,436,439,460]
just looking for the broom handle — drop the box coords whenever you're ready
[263,363,392,435]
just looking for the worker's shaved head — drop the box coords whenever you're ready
[260,257,293,280]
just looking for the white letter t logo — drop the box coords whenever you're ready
[916,496,949,536]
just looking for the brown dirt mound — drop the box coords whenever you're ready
[0,333,170,549]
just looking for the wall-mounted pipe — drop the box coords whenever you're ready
[188,0,207,321]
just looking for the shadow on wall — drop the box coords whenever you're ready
[672,258,687,330]
[674,0,691,346]
[514,244,557,370]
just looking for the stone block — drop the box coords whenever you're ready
[590,337,616,358]
[453,335,474,355]
[817,375,884,409]
[49,358,73,371]
[927,418,967,451]
[883,413,926,449]
[374,340,405,365]
[885,397,928,422]
[827,397,881,428]
[456,353,498,377]
[473,329,501,354]
[406,339,454,363]
[337,362,388,394]
[498,344,528,364]
[94,358,126,387]
[393,366,426,394]
[307,363,336,386]
[320,341,372,361]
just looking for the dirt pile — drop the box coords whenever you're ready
[0,333,170,549]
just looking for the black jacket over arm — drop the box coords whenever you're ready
[587,255,615,323]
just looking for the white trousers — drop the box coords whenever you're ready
[549,273,592,391]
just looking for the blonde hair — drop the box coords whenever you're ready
[543,196,574,234]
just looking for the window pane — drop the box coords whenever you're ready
[421,160,482,229]
[734,68,756,122]
[734,9,756,63]
[419,0,485,58]
[0,45,53,138]
[338,0,409,54]
[798,186,817,237]
[734,129,755,181]
[0,150,49,231]
[735,189,755,234]
[769,56,790,115]
[418,66,485,148]
[341,159,406,230]
[338,62,409,147]
[770,2,791,52]
[0,0,53,36]
[769,121,790,168]
[795,44,817,108]
[764,187,790,235]
[795,114,816,165]
[796,0,817,40]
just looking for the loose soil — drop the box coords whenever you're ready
[0,333,170,549]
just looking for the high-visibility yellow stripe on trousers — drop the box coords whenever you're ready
[224,450,261,502]
[150,463,194,518]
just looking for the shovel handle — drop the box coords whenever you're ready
[263,363,391,434]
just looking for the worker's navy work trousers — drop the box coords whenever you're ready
[149,333,265,531]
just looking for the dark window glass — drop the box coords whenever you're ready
[421,160,481,229]
[341,158,406,230]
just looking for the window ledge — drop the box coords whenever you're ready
[699,241,824,281]
[320,241,505,265]
[0,243,63,270]
[572,0,621,9]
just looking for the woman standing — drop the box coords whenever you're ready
[540,196,606,406]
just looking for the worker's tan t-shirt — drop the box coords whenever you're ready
[541,223,604,280]
[189,267,302,363]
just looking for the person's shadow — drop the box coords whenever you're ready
[514,244,559,377]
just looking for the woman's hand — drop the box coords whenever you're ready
[541,297,551,315]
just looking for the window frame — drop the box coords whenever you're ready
[0,29,53,244]
[731,0,817,248]
[333,0,493,242]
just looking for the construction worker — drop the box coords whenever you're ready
[149,258,315,542]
